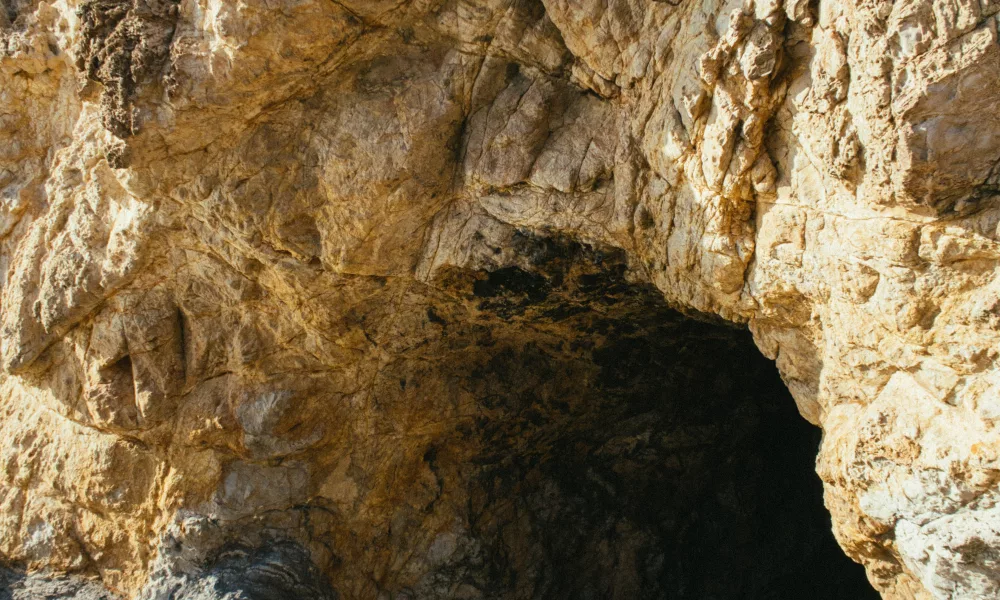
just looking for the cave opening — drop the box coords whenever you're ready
[0,235,884,600]
[408,234,881,600]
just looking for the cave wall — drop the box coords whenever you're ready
[2,0,1000,598]
[0,237,876,599]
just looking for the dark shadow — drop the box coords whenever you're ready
[409,233,881,599]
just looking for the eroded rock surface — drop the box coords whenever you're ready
[2,0,999,598]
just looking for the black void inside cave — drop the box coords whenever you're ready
[423,237,881,600]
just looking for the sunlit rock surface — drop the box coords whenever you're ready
[2,0,1000,598]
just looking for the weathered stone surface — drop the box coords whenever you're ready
[0,567,118,600]
[2,0,1000,598]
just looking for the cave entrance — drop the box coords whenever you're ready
[414,235,879,599]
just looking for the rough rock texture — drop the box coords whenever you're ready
[0,566,117,600]
[2,0,1000,598]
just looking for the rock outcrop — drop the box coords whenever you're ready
[2,0,1000,598]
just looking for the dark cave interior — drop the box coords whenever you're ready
[398,234,882,599]
[447,315,880,600]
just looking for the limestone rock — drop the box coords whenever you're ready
[2,0,1000,598]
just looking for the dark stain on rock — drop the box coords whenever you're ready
[76,0,180,139]
[426,306,447,325]
[473,267,549,301]
[468,230,641,320]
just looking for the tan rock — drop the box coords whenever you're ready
[3,0,1000,598]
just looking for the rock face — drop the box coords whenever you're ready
[2,0,1000,598]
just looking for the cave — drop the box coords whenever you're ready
[7,1,955,594]
[0,233,884,600]
[322,234,883,600]
[443,313,880,599]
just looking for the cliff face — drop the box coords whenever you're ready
[1,0,1000,598]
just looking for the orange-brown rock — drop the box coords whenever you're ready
[3,1,1000,598]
